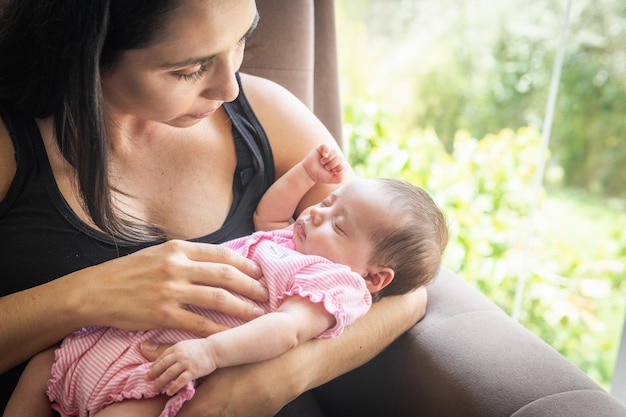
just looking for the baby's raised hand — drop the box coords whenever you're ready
[302,143,347,184]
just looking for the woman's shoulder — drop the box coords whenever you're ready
[238,73,311,117]
[0,117,16,201]
[237,72,336,164]
[237,73,346,211]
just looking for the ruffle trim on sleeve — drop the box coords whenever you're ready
[280,285,348,339]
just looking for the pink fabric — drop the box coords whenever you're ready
[47,227,371,416]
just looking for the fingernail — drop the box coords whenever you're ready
[253,307,265,317]
[141,341,158,351]
[259,286,269,300]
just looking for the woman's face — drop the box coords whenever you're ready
[101,0,258,128]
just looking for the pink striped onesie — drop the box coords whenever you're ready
[46,227,372,417]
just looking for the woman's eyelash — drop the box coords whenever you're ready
[175,65,208,82]
[238,34,250,46]
[174,33,249,82]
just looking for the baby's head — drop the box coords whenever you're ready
[363,178,448,301]
[293,178,448,301]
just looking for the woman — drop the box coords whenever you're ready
[0,1,427,416]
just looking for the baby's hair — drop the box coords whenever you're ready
[367,179,448,302]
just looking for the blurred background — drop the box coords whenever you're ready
[335,0,626,390]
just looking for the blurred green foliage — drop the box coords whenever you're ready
[337,0,626,198]
[337,0,626,389]
[343,97,626,389]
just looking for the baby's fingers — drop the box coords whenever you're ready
[147,354,178,386]
[320,149,345,171]
[150,360,193,396]
[325,157,346,174]
[165,372,195,396]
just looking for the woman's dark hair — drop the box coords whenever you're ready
[0,0,181,241]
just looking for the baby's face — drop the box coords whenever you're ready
[292,179,392,275]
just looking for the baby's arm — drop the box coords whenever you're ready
[147,296,335,395]
[254,143,347,231]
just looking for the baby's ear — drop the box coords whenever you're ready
[364,267,395,293]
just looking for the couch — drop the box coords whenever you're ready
[241,1,626,416]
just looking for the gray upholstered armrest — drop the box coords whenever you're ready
[314,268,626,417]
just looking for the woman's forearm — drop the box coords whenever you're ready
[176,287,427,417]
[284,287,427,393]
[1,240,269,373]
[0,273,85,372]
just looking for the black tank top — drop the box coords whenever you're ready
[0,73,275,409]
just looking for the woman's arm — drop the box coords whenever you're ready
[0,240,267,373]
[171,287,428,417]
[148,295,335,395]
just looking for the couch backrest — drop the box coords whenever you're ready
[240,0,343,147]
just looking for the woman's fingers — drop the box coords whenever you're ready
[160,306,231,338]
[163,240,268,303]
[81,239,267,335]
[184,241,262,281]
[158,241,268,324]
[140,341,172,361]
[185,242,268,302]
[182,285,265,324]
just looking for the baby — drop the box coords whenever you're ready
[4,144,448,417]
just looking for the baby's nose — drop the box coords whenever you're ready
[309,207,324,226]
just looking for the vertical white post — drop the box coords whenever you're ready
[511,0,572,321]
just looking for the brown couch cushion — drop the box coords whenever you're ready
[241,0,343,145]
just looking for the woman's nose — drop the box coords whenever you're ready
[200,56,240,103]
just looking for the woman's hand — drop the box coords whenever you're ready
[0,239,267,372]
[79,240,268,335]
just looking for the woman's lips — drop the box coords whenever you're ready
[190,108,217,119]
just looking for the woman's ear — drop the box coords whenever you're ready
[364,267,395,293]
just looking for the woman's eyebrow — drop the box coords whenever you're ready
[158,56,212,70]
[158,11,260,70]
